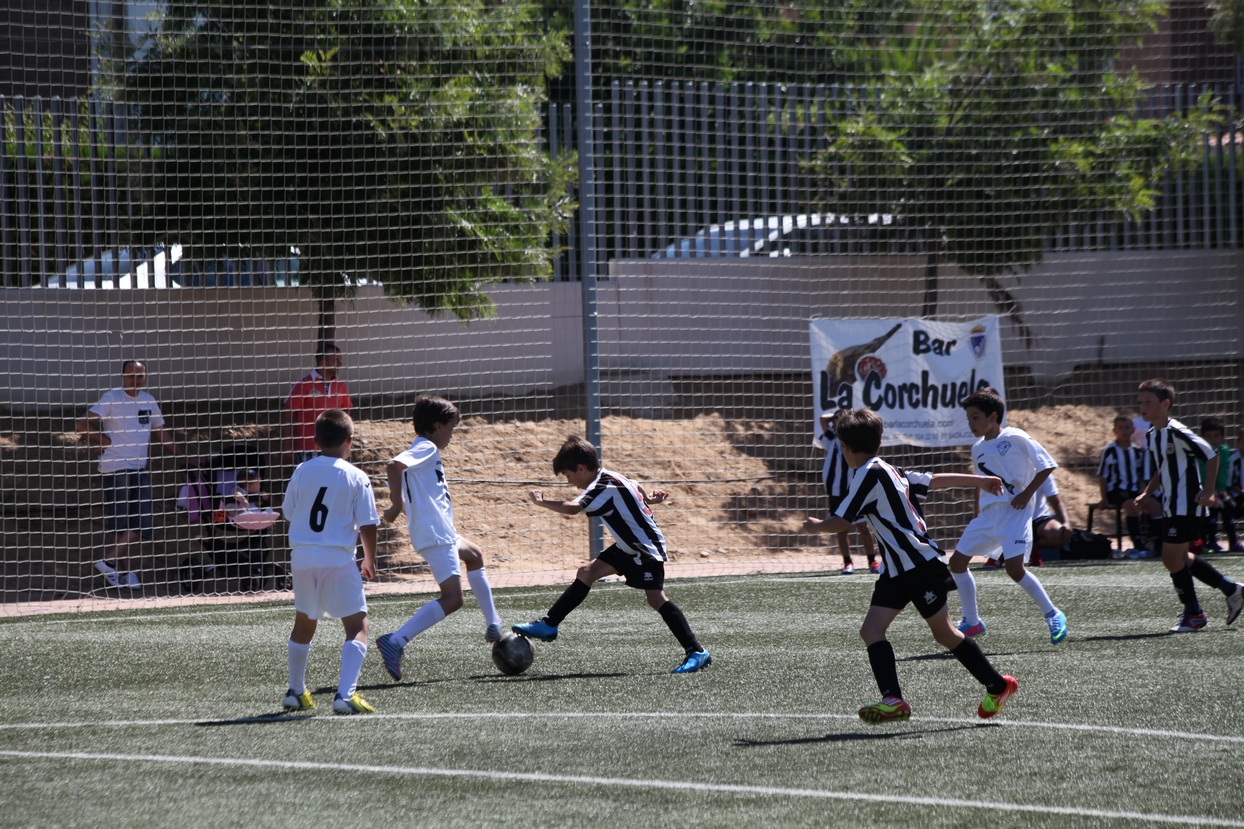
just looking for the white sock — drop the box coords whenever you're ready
[467,567,502,628]
[338,640,367,699]
[952,569,980,625]
[394,600,447,647]
[1017,572,1057,616]
[287,640,311,694]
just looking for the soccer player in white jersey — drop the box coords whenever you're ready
[514,435,712,674]
[280,409,379,715]
[802,408,1018,724]
[375,396,504,681]
[948,388,1068,645]
[1131,380,1244,632]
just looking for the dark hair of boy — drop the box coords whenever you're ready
[315,342,342,364]
[315,409,354,450]
[1139,378,1175,404]
[1202,416,1226,435]
[962,387,1005,421]
[552,435,601,475]
[1113,414,1132,427]
[834,408,884,455]
[411,395,460,436]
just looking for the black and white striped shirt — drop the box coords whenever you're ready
[574,468,668,562]
[833,456,941,577]
[1146,418,1214,517]
[1097,441,1147,494]
[817,427,851,498]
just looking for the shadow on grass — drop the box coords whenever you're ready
[196,713,315,727]
[472,672,629,684]
[732,722,991,747]
[1079,632,1176,642]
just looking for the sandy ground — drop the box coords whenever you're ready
[1,403,1129,613]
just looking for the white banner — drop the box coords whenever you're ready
[809,317,1005,447]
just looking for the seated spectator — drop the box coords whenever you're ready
[1097,414,1159,555]
[1031,475,1072,565]
[1197,417,1236,553]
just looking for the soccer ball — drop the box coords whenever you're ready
[491,632,535,676]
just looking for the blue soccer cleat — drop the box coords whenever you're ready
[375,632,404,681]
[672,649,712,674]
[1045,609,1068,644]
[957,618,987,638]
[512,619,559,642]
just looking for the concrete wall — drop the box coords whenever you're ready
[2,249,1239,409]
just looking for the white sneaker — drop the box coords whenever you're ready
[122,571,142,590]
[94,560,120,587]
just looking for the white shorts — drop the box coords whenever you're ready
[419,538,462,584]
[956,502,1033,563]
[292,562,368,619]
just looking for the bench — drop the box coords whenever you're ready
[1085,501,1125,552]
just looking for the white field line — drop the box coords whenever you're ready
[1,711,1241,746]
[0,747,1237,827]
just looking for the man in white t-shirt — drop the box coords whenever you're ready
[76,360,180,590]
[281,409,379,715]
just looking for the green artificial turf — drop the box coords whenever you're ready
[2,561,1243,828]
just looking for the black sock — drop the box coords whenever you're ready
[866,640,902,700]
[1126,516,1142,546]
[1189,556,1234,595]
[657,601,701,654]
[1171,567,1201,614]
[545,579,592,627]
[951,636,1006,695]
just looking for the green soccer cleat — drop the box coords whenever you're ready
[332,692,376,715]
[978,675,1019,719]
[858,696,911,725]
[281,689,315,710]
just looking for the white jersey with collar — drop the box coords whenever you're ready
[393,436,458,550]
[282,455,379,567]
[89,388,165,473]
[971,426,1057,511]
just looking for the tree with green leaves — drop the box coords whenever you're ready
[118,0,573,322]
[1209,0,1244,53]
[804,0,1219,342]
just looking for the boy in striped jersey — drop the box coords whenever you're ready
[819,409,878,574]
[1097,415,1161,555]
[948,388,1068,645]
[1132,380,1244,632]
[802,408,1018,724]
[514,435,711,674]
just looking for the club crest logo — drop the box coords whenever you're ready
[970,324,987,359]
[997,440,1012,456]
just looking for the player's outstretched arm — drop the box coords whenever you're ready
[381,460,406,524]
[1012,466,1054,510]
[639,485,668,505]
[802,515,852,534]
[529,489,584,516]
[929,473,1002,494]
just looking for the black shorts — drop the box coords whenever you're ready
[869,558,955,619]
[598,544,666,590]
[1032,515,1057,536]
[1163,515,1203,545]
[1105,489,1139,508]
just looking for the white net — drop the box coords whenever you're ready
[1,0,1241,613]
